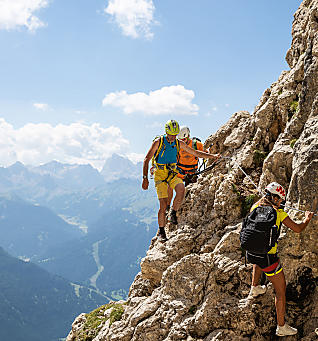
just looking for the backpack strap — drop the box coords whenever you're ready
[192,138,197,150]
[176,138,180,153]
[153,135,164,164]
[192,137,201,151]
[176,138,180,163]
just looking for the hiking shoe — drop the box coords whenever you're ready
[157,228,167,242]
[248,285,266,298]
[276,324,297,336]
[168,209,178,225]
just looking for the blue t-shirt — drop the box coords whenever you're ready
[156,135,178,164]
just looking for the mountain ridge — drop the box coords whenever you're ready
[66,1,318,340]
[0,153,141,195]
[0,246,108,341]
[0,158,158,301]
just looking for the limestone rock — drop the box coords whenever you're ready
[66,1,318,340]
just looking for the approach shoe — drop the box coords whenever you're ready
[276,324,297,337]
[157,228,168,242]
[248,285,266,298]
[168,209,178,225]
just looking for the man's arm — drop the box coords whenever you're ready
[179,140,219,160]
[142,139,160,190]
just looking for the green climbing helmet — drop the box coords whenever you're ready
[165,119,180,135]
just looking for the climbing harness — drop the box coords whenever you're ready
[150,135,180,180]
[179,158,222,187]
[154,163,179,186]
[197,158,207,173]
[194,158,222,176]
[176,137,202,174]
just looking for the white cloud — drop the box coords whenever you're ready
[0,0,49,32]
[33,102,49,110]
[0,119,130,170]
[102,85,199,116]
[105,0,156,40]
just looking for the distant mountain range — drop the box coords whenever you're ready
[36,208,157,298]
[0,194,81,260]
[0,154,142,197]
[100,154,142,182]
[0,246,107,341]
[0,156,158,301]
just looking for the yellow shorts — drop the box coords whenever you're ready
[154,168,183,199]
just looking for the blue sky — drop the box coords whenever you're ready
[0,0,302,169]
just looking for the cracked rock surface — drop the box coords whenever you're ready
[66,1,318,340]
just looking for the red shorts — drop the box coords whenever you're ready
[246,252,283,276]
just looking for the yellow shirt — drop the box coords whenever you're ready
[251,203,288,254]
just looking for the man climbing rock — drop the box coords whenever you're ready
[177,125,206,182]
[167,125,207,210]
[142,119,219,242]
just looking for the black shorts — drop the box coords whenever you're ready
[246,252,283,277]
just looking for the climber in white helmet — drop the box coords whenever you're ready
[243,182,314,337]
[166,125,209,211]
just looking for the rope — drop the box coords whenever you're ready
[222,156,263,196]
[221,156,318,217]
[281,204,318,217]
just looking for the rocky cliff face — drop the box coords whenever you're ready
[66,1,318,340]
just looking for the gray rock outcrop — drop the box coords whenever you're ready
[66,1,318,340]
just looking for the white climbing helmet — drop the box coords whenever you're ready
[265,182,286,200]
[178,126,190,139]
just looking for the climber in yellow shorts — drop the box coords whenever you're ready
[142,119,219,242]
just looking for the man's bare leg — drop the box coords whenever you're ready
[158,197,168,241]
[168,183,185,224]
